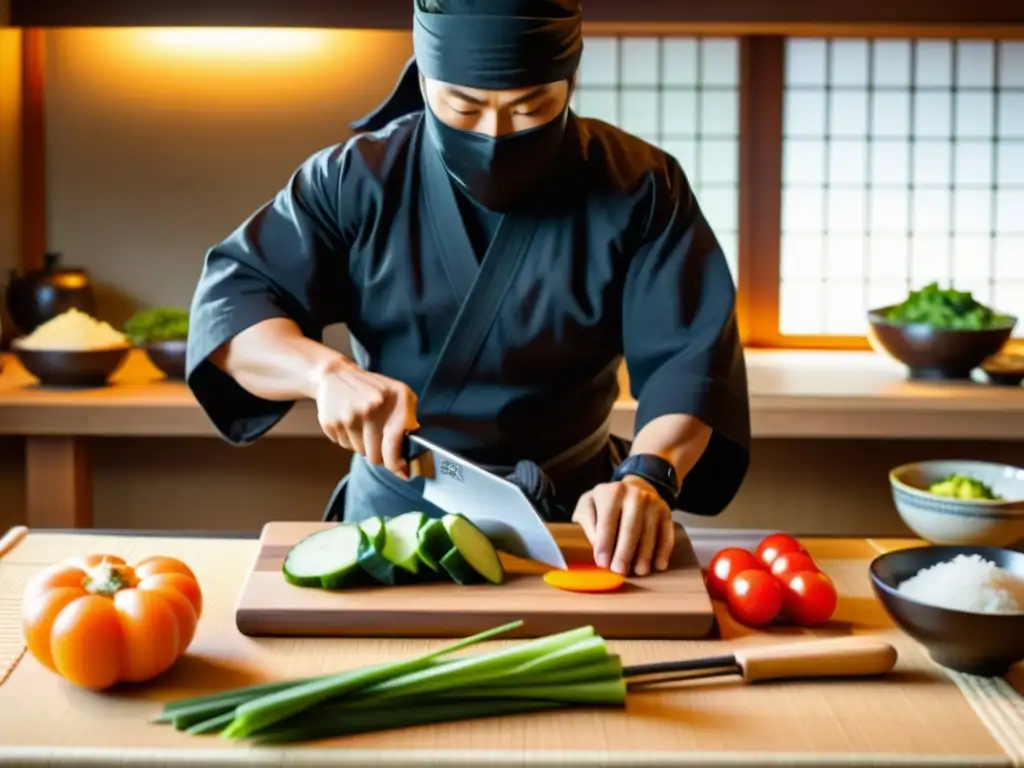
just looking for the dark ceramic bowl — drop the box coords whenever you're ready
[982,370,1024,387]
[143,339,187,380]
[869,545,1024,676]
[11,343,130,387]
[980,352,1024,387]
[867,307,1016,381]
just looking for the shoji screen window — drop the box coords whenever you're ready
[780,39,1024,338]
[571,37,741,280]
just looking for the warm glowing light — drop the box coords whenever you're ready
[60,27,407,109]
[136,28,332,57]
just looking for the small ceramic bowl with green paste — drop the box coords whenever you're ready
[889,460,1024,548]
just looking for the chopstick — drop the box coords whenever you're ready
[622,635,898,689]
[0,526,28,560]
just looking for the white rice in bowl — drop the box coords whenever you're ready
[14,308,128,351]
[897,554,1024,614]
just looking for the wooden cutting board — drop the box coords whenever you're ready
[235,521,716,639]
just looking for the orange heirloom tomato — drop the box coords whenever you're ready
[21,554,203,690]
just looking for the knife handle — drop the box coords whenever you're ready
[402,433,430,470]
[402,433,419,459]
[734,636,898,683]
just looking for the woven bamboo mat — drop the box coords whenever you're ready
[0,528,1017,766]
[866,538,1024,766]
[0,526,29,688]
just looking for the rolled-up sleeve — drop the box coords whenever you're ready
[621,157,751,516]
[186,145,352,445]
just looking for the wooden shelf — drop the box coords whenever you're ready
[5,347,1021,530]
[2,348,1023,441]
[7,0,1024,34]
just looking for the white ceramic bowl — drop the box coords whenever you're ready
[889,460,1024,547]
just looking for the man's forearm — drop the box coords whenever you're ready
[208,317,351,402]
[629,413,713,481]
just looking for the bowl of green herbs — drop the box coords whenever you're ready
[123,307,189,380]
[868,283,1015,381]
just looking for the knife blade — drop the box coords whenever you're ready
[405,434,568,570]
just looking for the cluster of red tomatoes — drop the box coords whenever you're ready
[705,533,838,628]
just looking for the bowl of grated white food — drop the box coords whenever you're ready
[11,308,131,387]
[869,546,1024,676]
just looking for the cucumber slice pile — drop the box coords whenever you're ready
[281,512,505,589]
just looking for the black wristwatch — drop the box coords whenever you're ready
[612,454,680,509]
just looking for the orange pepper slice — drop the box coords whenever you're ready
[543,567,626,593]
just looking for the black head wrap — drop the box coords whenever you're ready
[351,0,583,132]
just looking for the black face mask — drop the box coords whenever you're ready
[423,103,569,212]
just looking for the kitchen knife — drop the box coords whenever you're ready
[622,636,898,688]
[405,434,568,570]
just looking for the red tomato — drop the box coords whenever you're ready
[726,569,783,627]
[769,551,819,579]
[705,548,763,600]
[756,533,804,569]
[779,570,838,626]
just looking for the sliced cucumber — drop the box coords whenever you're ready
[356,516,401,586]
[357,512,429,586]
[440,514,504,585]
[416,518,453,572]
[283,513,503,590]
[439,547,483,585]
[359,516,386,551]
[383,512,429,574]
[282,524,367,589]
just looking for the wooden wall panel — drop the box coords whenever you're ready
[18,28,45,273]
[737,37,784,347]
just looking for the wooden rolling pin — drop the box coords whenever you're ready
[624,636,898,688]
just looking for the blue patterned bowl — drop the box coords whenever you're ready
[889,460,1024,548]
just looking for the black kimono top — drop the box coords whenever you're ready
[186,112,751,517]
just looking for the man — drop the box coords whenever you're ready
[186,0,751,577]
